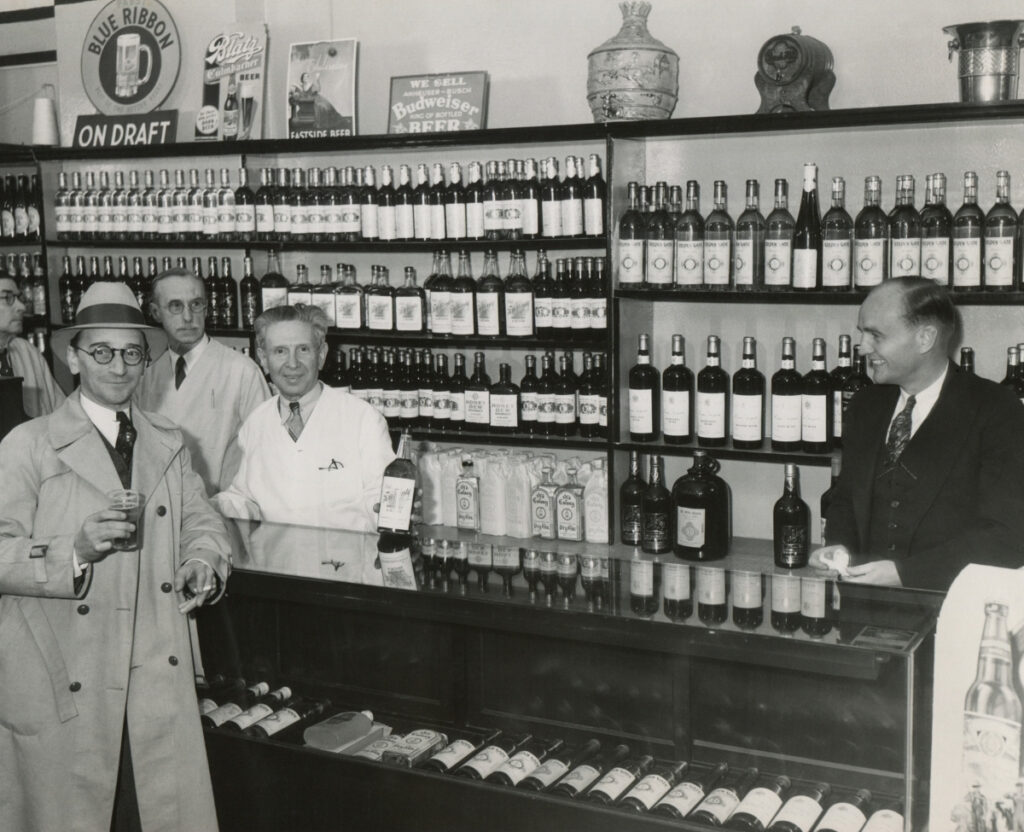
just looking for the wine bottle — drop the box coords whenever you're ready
[765,178,794,290]
[629,333,660,442]
[201,681,272,729]
[245,697,329,738]
[532,251,553,334]
[377,432,417,535]
[674,180,705,287]
[584,154,606,236]
[560,155,584,238]
[504,250,534,336]
[395,266,426,333]
[704,180,733,289]
[774,464,810,569]
[539,157,563,239]
[815,790,873,832]
[689,766,761,826]
[519,739,601,791]
[770,337,802,451]
[641,455,671,555]
[646,181,674,286]
[196,675,244,716]
[555,551,579,603]
[770,573,802,633]
[569,256,591,330]
[731,569,764,630]
[888,174,922,278]
[697,335,728,446]
[859,804,905,832]
[620,450,645,546]
[663,562,693,622]
[953,171,983,292]
[580,554,604,609]
[725,775,792,832]
[487,363,519,434]
[821,176,853,291]
[519,158,541,239]
[376,164,398,242]
[629,555,661,617]
[732,335,765,449]
[672,451,729,561]
[427,250,455,335]
[829,335,853,447]
[488,737,565,787]
[663,334,694,444]
[793,163,822,290]
[476,249,505,336]
[421,728,504,773]
[841,346,872,421]
[820,457,841,546]
[620,760,692,813]
[221,685,294,732]
[651,762,729,818]
[578,353,602,439]
[258,250,288,314]
[853,176,888,289]
[449,250,476,337]
[921,173,953,287]
[800,577,836,638]
[734,179,765,291]
[960,346,975,374]
[587,754,655,804]
[801,337,833,453]
[444,161,467,241]
[455,733,533,780]
[550,743,630,798]
[697,565,728,626]
[766,782,831,832]
[618,181,645,286]
[553,353,578,438]
[985,170,1017,291]
[550,258,572,338]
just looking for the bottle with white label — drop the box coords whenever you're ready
[689,766,761,826]
[801,337,832,454]
[731,569,764,630]
[672,451,730,561]
[456,459,481,531]
[829,335,852,446]
[822,176,853,291]
[539,157,563,238]
[504,249,534,336]
[560,155,584,237]
[984,169,1017,291]
[953,171,984,292]
[455,733,533,780]
[487,737,565,787]
[704,180,733,289]
[675,179,705,287]
[663,334,694,444]
[800,576,836,637]
[245,696,327,738]
[920,172,953,287]
[444,162,467,241]
[724,774,791,832]
[555,468,585,543]
[764,178,794,290]
[531,466,559,540]
[200,681,271,729]
[854,176,888,289]
[618,181,645,286]
[488,363,519,433]
[475,249,504,336]
[697,335,728,447]
[420,729,502,773]
[550,743,630,797]
[424,250,454,334]
[766,782,831,832]
[519,738,601,791]
[464,351,491,428]
[584,154,606,236]
[583,458,609,544]
[814,790,872,832]
[662,561,693,621]
[697,564,729,625]
[793,163,822,290]
[629,333,660,442]
[449,250,477,336]
[888,174,921,278]
[646,181,675,286]
[377,432,417,535]
[629,555,661,616]
[586,754,655,804]
[734,179,765,290]
[770,573,802,633]
[651,762,729,818]
[620,760,692,813]
[858,805,905,832]
[518,158,541,239]
[771,337,802,451]
[394,267,425,332]
[732,336,764,449]
[221,686,294,733]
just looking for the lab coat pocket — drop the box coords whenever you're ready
[0,600,59,734]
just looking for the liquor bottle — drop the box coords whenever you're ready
[535,352,557,436]
[731,569,763,630]
[538,156,563,239]
[377,164,397,241]
[587,754,654,804]
[254,168,275,242]
[953,171,984,292]
[663,562,693,621]
[641,455,671,555]
[697,564,728,625]
[304,167,325,243]
[54,170,71,240]
[553,353,577,437]
[651,762,729,819]
[436,161,466,242]
[11,174,29,241]
[487,737,566,786]
[774,464,810,568]
[28,254,46,318]
[549,743,630,798]
[764,178,795,290]
[287,263,313,309]
[504,249,534,336]
[630,559,662,618]
[964,602,1022,787]
[593,351,610,436]
[68,170,86,241]
[583,154,606,236]
[579,554,604,608]
[221,685,294,732]
[672,451,730,561]
[569,256,591,330]
[854,176,888,289]
[888,174,922,278]
[732,335,764,449]
[770,573,802,633]
[519,739,601,791]
[560,155,584,238]
[449,250,476,336]
[394,267,425,333]
[200,681,271,729]
[430,353,450,429]
[620,450,645,546]
[516,158,539,239]
[814,790,873,832]
[841,346,872,422]
[377,432,417,535]
[577,353,602,439]
[550,258,572,338]
[202,167,221,241]
[59,255,75,324]
[125,170,144,241]
[675,180,705,287]
[793,163,822,290]
[393,163,415,241]
[697,335,728,447]
[329,345,349,391]
[501,159,523,239]
[822,176,853,291]
[476,249,504,336]
[689,767,761,826]
[662,334,694,444]
[216,168,236,241]
[455,160,482,240]
[529,251,551,335]
[245,697,329,738]
[234,167,256,241]
[406,162,432,241]
[514,354,540,434]
[360,165,381,241]
[725,775,792,832]
[420,728,503,774]
[960,346,975,374]
[921,172,954,286]
[465,351,491,429]
[109,170,128,240]
[829,335,853,447]
[455,733,533,780]
[819,457,841,546]
[218,257,238,329]
[628,333,660,441]
[985,170,1017,291]
[619,181,645,286]
[336,166,361,242]
[766,782,831,832]
[489,363,519,434]
[734,179,766,290]
[258,251,288,314]
[704,180,733,289]
[645,181,674,286]
[800,576,836,637]
[427,250,455,335]
[801,337,833,453]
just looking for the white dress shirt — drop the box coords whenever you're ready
[887,364,947,441]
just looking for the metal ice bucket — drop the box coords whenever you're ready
[945,20,1024,102]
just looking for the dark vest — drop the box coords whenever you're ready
[865,438,918,558]
[99,431,132,489]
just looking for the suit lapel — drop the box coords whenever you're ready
[49,393,123,498]
[850,386,898,548]
[130,408,181,509]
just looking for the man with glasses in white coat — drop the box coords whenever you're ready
[0,271,64,417]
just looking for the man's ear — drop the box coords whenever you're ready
[255,347,269,374]
[67,344,80,375]
[917,323,938,354]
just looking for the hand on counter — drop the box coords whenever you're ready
[844,559,902,586]
[808,544,851,579]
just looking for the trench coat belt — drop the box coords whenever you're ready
[19,599,79,723]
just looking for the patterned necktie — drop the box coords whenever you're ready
[0,348,11,378]
[286,401,304,442]
[884,395,916,466]
[174,354,187,390]
[115,411,137,468]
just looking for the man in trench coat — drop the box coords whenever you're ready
[0,282,231,832]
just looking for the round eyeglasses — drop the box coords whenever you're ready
[74,345,147,366]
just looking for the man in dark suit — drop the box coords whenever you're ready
[810,277,1024,591]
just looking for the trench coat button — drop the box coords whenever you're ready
[77,604,89,615]
[168,656,179,666]
[161,582,173,593]
[69,681,81,692]
[156,505,167,516]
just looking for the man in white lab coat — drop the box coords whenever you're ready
[214,304,395,573]
[136,269,270,495]
[0,273,65,417]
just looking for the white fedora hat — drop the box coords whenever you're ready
[52,282,167,368]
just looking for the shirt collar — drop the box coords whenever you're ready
[278,381,323,423]
[898,364,947,410]
[170,334,210,372]
[79,392,131,446]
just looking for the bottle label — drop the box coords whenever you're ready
[779,526,808,566]
[570,297,591,329]
[218,206,236,235]
[920,237,950,283]
[204,702,243,726]
[493,750,542,785]
[646,240,674,285]
[521,198,539,236]
[525,757,568,788]
[235,207,256,232]
[703,239,731,285]
[449,294,474,335]
[695,786,741,824]
[801,394,828,442]
[376,204,397,240]
[733,238,755,285]
[590,296,608,329]
[619,239,645,284]
[354,736,404,761]
[663,389,690,437]
[198,697,218,716]
[429,291,452,333]
[861,809,905,832]
[733,786,784,827]
[537,393,555,424]
[963,710,1022,791]
[622,505,642,542]
[550,297,571,329]
[677,506,706,548]
[630,560,654,595]
[559,763,600,795]
[598,394,608,427]
[696,391,726,439]
[254,204,274,232]
[383,388,401,419]
[771,394,802,443]
[461,744,510,779]
[676,240,704,286]
[532,489,555,538]
[367,296,394,330]
[396,204,415,239]
[584,198,603,236]
[591,766,636,801]
[412,203,431,239]
[417,388,434,419]
[541,200,563,237]
[642,510,669,551]
[655,781,704,816]
[771,795,824,832]
[579,393,600,426]
[456,479,480,529]
[833,390,844,439]
[505,291,534,336]
[890,237,921,277]
[520,391,538,423]
[534,296,552,329]
[822,239,852,287]
[465,389,490,424]
[399,391,418,420]
[305,206,324,235]
[562,199,583,236]
[428,204,444,240]
[801,577,827,618]
[395,296,424,331]
[986,235,1015,286]
[622,772,673,809]
[379,475,415,531]
[466,203,484,238]
[629,388,654,434]
[663,562,691,600]
[227,702,276,731]
[261,287,288,311]
[854,238,886,287]
[428,738,477,771]
[816,803,867,832]
[732,393,762,441]
[335,294,362,329]
[792,248,818,289]
[696,566,726,604]
[436,391,453,420]
[490,393,518,428]
[475,293,500,335]
[732,571,763,610]
[555,393,576,425]
[764,239,792,286]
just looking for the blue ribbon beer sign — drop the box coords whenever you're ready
[388,71,488,134]
[74,110,179,148]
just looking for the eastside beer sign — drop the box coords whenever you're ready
[81,0,181,116]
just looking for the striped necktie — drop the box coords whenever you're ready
[286,401,304,442]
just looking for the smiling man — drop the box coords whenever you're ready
[810,277,1024,590]
[0,272,64,417]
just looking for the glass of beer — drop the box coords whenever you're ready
[108,489,144,551]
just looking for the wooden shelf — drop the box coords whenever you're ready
[327,329,607,350]
[616,288,1024,306]
[614,439,838,467]
[46,236,606,253]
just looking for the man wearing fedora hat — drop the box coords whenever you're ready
[0,269,65,417]
[0,282,231,832]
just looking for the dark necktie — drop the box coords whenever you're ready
[286,401,304,442]
[884,395,916,466]
[174,354,187,390]
[0,348,12,378]
[116,411,137,469]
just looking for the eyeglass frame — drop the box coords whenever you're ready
[0,290,23,307]
[160,298,207,316]
[73,344,149,366]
